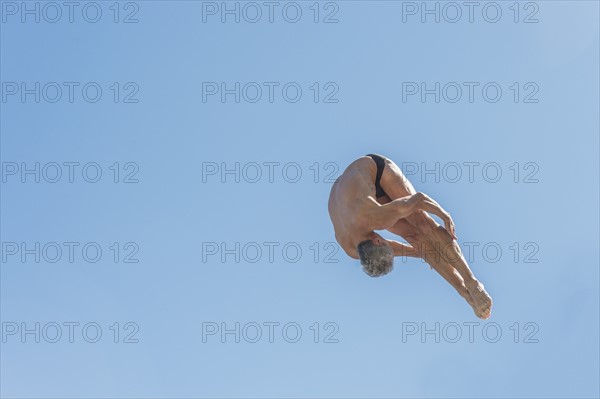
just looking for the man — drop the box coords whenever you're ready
[328,154,492,319]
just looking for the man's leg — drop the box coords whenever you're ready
[386,218,482,317]
[405,208,491,318]
[379,158,492,318]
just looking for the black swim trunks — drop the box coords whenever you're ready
[366,153,388,198]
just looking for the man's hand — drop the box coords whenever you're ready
[439,211,456,240]
[414,192,457,240]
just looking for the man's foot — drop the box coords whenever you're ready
[465,281,492,319]
[459,289,488,319]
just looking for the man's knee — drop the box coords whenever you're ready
[402,231,430,259]
[433,224,456,243]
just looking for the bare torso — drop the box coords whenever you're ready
[328,156,382,259]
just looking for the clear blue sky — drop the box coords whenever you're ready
[1,1,598,398]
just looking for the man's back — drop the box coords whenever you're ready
[328,156,379,258]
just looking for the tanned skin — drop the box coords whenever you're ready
[328,155,492,319]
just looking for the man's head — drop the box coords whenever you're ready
[357,234,394,277]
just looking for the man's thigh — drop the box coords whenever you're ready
[379,158,417,199]
[374,194,391,205]
[380,158,439,231]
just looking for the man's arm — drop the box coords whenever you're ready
[366,193,421,230]
[368,192,457,239]
[386,239,420,258]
